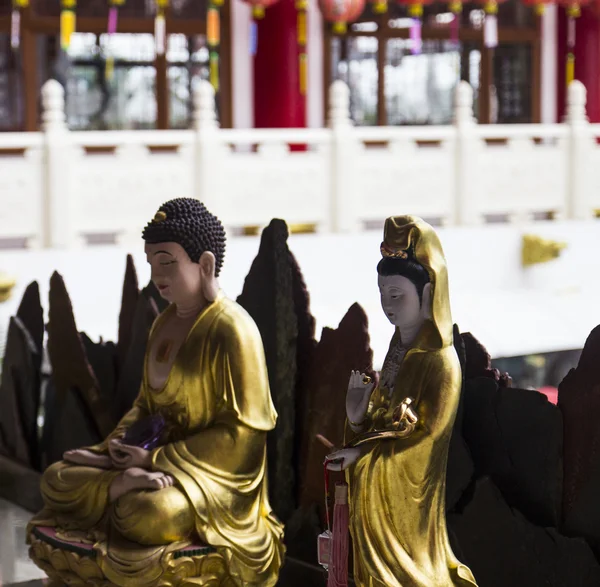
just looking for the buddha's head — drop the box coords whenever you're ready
[142,198,226,306]
[377,252,431,344]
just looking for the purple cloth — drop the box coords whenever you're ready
[122,414,166,450]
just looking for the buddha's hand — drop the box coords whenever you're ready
[109,439,152,469]
[346,370,375,429]
[63,449,112,469]
[324,448,362,472]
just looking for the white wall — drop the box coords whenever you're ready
[2,221,600,367]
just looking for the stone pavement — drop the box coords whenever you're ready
[0,499,45,585]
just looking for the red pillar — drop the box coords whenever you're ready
[253,0,306,128]
[557,7,600,122]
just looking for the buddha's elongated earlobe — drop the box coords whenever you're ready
[200,251,219,302]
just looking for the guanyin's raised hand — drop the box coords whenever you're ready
[346,370,375,429]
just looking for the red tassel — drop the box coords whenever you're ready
[327,483,349,587]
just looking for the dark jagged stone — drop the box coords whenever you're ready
[16,281,44,354]
[290,248,317,504]
[462,332,512,387]
[47,272,114,440]
[0,453,43,513]
[81,334,117,407]
[462,377,563,528]
[284,505,322,564]
[558,324,600,553]
[237,219,300,523]
[448,477,600,587]
[0,317,39,467]
[41,380,103,467]
[114,291,160,420]
[446,325,475,512]
[546,350,581,389]
[117,255,140,371]
[297,303,375,520]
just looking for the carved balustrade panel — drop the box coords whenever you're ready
[70,134,195,238]
[472,130,568,220]
[355,133,455,223]
[213,140,331,229]
[0,141,43,245]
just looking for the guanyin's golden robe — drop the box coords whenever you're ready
[29,292,285,587]
[347,217,478,587]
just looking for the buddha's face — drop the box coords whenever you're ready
[145,242,205,305]
[378,274,429,338]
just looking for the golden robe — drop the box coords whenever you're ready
[30,292,285,587]
[347,217,478,587]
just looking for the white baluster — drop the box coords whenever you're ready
[41,80,78,248]
[192,80,219,131]
[565,80,593,220]
[192,80,220,213]
[328,81,358,232]
[453,81,479,226]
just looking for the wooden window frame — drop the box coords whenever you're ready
[0,1,233,131]
[323,11,542,125]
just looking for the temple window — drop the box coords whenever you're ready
[324,0,540,125]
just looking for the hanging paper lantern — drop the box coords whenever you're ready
[558,0,590,86]
[207,5,220,46]
[243,0,279,19]
[475,0,507,48]
[10,0,28,49]
[369,0,388,14]
[207,1,221,91]
[447,0,462,45]
[105,0,125,81]
[319,0,366,34]
[559,0,588,17]
[397,0,433,55]
[296,0,308,95]
[107,0,125,36]
[154,0,168,56]
[60,0,77,50]
[397,0,433,18]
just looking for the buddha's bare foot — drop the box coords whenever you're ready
[109,467,174,502]
[64,449,112,469]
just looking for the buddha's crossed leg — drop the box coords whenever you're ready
[37,461,195,545]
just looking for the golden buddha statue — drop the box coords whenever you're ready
[325,216,478,587]
[27,198,285,587]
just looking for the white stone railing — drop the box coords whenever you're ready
[1,79,599,249]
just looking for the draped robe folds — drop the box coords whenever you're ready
[346,216,478,587]
[29,293,285,587]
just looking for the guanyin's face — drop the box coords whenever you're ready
[145,241,203,305]
[378,274,430,344]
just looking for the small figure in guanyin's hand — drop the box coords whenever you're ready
[326,216,478,587]
[28,198,285,587]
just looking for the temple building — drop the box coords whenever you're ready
[0,0,597,132]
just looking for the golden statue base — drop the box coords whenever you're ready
[28,526,236,587]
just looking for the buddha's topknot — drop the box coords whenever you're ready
[142,198,226,276]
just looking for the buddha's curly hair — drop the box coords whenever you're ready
[142,198,226,277]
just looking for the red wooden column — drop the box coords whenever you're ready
[253,0,306,128]
[557,7,600,122]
